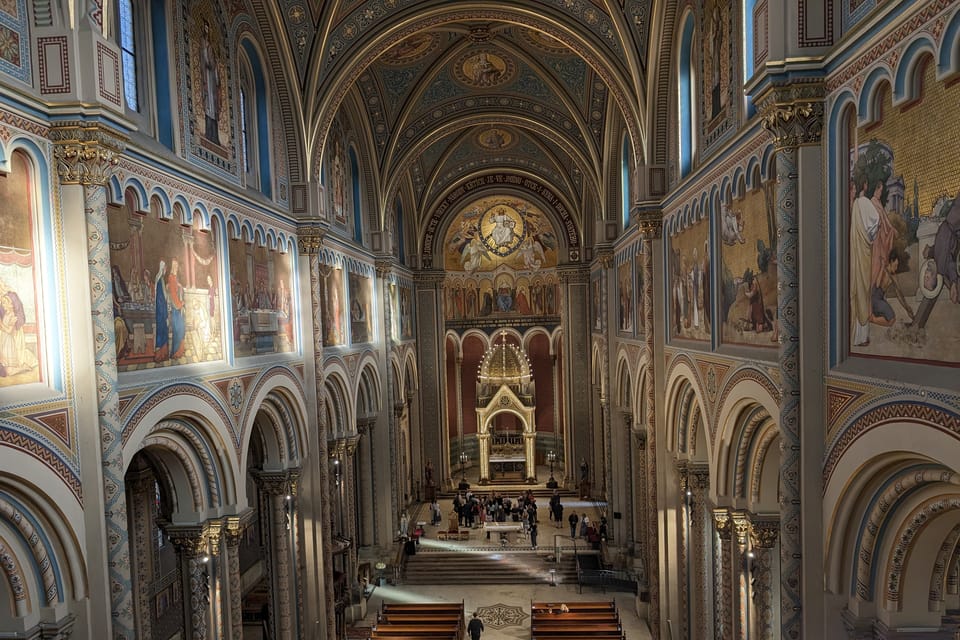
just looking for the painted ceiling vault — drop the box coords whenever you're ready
[268,1,654,248]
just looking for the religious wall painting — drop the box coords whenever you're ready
[443,273,559,324]
[634,251,645,336]
[591,275,601,331]
[845,64,960,365]
[348,272,373,344]
[382,32,437,65]
[108,201,223,371]
[702,0,731,128]
[669,217,710,341]
[618,261,633,334]
[443,196,557,274]
[327,118,349,225]
[319,265,345,347]
[0,151,42,386]
[188,4,232,163]
[720,183,778,347]
[228,238,295,357]
[477,127,514,152]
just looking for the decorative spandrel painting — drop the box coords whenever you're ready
[399,284,414,340]
[618,261,633,334]
[720,183,778,347]
[318,265,345,347]
[0,151,42,386]
[443,196,558,274]
[847,63,960,365]
[348,272,373,344]
[228,239,295,357]
[635,252,645,336]
[188,5,232,166]
[669,217,711,341]
[108,202,223,370]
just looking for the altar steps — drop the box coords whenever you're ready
[402,549,578,586]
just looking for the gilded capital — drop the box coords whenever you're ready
[50,122,126,186]
[713,508,732,541]
[749,519,779,549]
[375,259,394,278]
[298,225,325,255]
[756,82,825,150]
[631,204,663,240]
[731,511,751,545]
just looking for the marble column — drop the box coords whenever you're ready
[126,469,156,640]
[689,465,712,640]
[677,462,691,640]
[254,470,299,640]
[557,266,591,482]
[750,518,780,640]
[757,83,825,640]
[413,271,446,477]
[731,511,751,639]
[299,226,337,640]
[51,123,130,639]
[167,526,211,640]
[639,222,661,639]
[713,508,733,640]
[223,516,247,640]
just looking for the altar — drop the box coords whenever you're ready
[489,454,526,480]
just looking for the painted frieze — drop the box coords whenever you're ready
[348,271,373,344]
[670,217,711,342]
[228,237,296,357]
[618,260,633,334]
[318,265,346,347]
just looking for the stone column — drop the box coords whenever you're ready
[637,211,661,638]
[631,426,648,576]
[299,226,337,640]
[126,469,156,640]
[223,516,249,640]
[713,508,733,640]
[377,259,400,518]
[731,511,751,639]
[168,526,211,640]
[557,265,591,481]
[51,123,129,639]
[413,271,446,475]
[676,462,691,640]
[254,470,299,640]
[689,465,712,640]
[757,83,825,640]
[750,519,780,640]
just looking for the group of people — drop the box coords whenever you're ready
[567,511,607,549]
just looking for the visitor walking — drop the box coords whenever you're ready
[467,612,484,640]
[568,511,579,539]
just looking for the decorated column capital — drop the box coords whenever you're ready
[414,270,446,287]
[596,248,614,270]
[749,519,780,549]
[755,82,825,150]
[713,508,732,541]
[688,464,710,492]
[253,468,301,497]
[557,264,590,285]
[50,122,127,185]
[166,525,208,558]
[631,203,663,240]
[731,511,751,546]
[297,225,325,255]
[375,259,394,278]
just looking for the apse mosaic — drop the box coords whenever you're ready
[720,181,778,347]
[443,196,558,274]
[107,201,223,371]
[669,217,711,342]
[0,151,41,386]
[845,63,960,365]
[228,238,295,357]
[348,271,373,344]
[318,265,345,347]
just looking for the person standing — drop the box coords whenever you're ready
[568,511,578,539]
[530,521,538,550]
[467,612,484,640]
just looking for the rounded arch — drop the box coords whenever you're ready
[663,357,708,459]
[938,8,960,76]
[355,358,383,418]
[322,368,353,436]
[893,37,937,103]
[240,367,310,468]
[857,66,893,126]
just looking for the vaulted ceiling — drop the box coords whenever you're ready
[269,1,658,244]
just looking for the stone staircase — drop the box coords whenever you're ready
[402,548,579,586]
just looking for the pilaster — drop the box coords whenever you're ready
[51,122,130,640]
[713,508,733,640]
[167,526,212,640]
[756,81,825,640]
[750,518,780,640]
[689,465,712,640]
[253,469,301,640]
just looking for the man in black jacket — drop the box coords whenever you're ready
[467,612,484,640]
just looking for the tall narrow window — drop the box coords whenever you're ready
[678,13,696,178]
[119,0,138,111]
[621,136,631,228]
[239,86,250,174]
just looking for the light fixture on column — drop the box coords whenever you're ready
[546,450,558,488]
[458,451,470,490]
[333,458,342,487]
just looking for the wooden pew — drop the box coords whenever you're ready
[381,603,463,614]
[377,613,462,626]
[531,623,621,634]
[531,612,620,623]
[531,601,616,613]
[531,635,623,640]
[369,624,459,636]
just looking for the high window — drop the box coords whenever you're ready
[678,13,697,178]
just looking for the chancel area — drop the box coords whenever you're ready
[0,0,958,639]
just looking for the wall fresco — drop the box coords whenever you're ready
[0,151,41,386]
[348,271,373,344]
[846,62,960,365]
[228,239,295,357]
[187,2,233,169]
[720,181,778,347]
[669,217,711,341]
[618,260,633,334]
[318,265,345,347]
[443,272,559,321]
[399,284,414,340]
[108,200,223,370]
[327,118,350,225]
